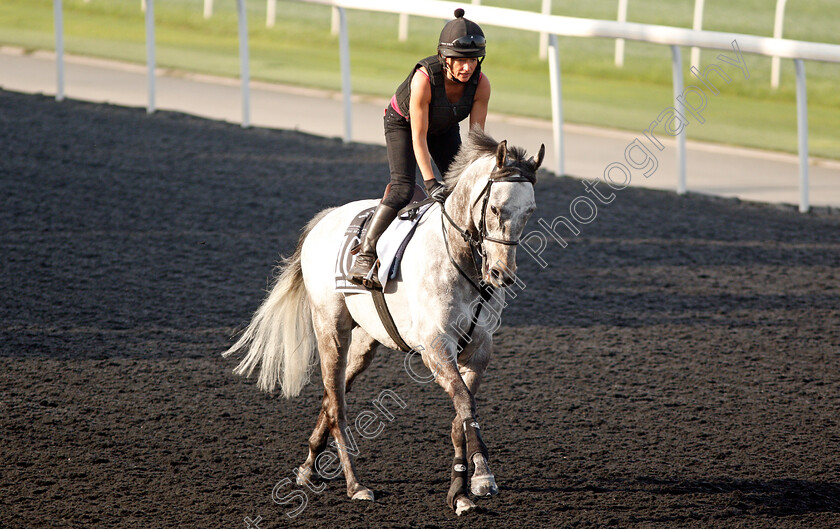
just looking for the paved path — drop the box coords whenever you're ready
[3,47,839,209]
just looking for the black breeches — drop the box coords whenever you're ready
[382,107,461,210]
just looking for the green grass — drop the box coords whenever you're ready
[2,0,840,158]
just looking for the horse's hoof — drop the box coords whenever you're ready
[295,466,315,486]
[351,488,375,501]
[455,496,477,516]
[470,474,499,497]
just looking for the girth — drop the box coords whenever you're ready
[370,289,412,352]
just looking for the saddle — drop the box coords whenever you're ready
[335,184,432,294]
[334,184,434,352]
[349,184,430,253]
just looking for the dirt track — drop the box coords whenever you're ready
[1,89,839,528]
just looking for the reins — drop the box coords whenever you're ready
[382,137,541,355]
[439,169,534,351]
[440,171,533,285]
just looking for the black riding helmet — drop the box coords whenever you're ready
[437,8,486,59]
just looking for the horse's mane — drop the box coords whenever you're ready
[443,125,537,191]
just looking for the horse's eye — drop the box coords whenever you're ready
[490,205,499,215]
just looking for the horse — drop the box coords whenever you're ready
[223,126,543,515]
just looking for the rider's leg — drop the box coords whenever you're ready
[348,108,415,288]
[348,203,399,288]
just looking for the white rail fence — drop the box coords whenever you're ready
[50,0,840,213]
[615,0,790,90]
[144,0,155,114]
[159,0,795,87]
[613,0,628,67]
[53,0,64,101]
[771,0,789,90]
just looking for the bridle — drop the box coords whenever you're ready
[433,138,542,353]
[437,167,534,355]
[439,168,534,295]
[474,173,533,247]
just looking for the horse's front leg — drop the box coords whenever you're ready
[422,342,493,515]
[445,410,473,515]
[460,360,498,499]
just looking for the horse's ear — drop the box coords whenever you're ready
[496,140,508,169]
[532,144,545,171]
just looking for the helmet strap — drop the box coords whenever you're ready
[440,55,484,84]
[443,57,465,84]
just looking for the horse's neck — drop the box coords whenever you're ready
[447,158,487,225]
[437,159,489,271]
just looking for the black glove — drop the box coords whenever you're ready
[424,179,448,202]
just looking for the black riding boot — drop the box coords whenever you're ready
[349,204,399,289]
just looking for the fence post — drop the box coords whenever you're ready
[53,0,64,102]
[671,45,686,195]
[771,0,788,90]
[145,0,155,114]
[398,14,408,42]
[690,0,705,71]
[614,0,628,67]
[267,0,276,28]
[236,0,250,128]
[547,34,565,176]
[338,7,352,143]
[794,59,809,213]
[538,0,551,60]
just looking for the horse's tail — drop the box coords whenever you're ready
[223,208,334,398]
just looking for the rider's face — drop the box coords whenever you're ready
[446,57,478,82]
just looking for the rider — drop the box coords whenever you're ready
[349,8,491,288]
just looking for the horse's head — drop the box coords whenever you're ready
[474,139,543,287]
[445,127,544,288]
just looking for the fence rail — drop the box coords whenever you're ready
[300,0,840,213]
[50,0,840,213]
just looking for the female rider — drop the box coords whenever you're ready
[349,8,491,289]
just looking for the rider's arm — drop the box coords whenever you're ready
[409,68,437,185]
[469,73,491,131]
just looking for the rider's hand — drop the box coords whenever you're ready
[424,179,448,203]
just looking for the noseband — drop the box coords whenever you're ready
[474,173,533,247]
[439,169,534,295]
[438,165,536,355]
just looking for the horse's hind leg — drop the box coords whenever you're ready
[298,328,379,486]
[308,316,375,501]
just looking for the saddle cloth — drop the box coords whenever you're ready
[334,196,434,293]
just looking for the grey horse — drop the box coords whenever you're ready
[224,127,543,515]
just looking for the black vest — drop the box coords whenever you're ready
[393,55,481,135]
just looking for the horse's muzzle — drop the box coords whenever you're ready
[486,265,517,288]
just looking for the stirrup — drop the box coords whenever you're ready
[360,268,381,290]
[349,260,381,290]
